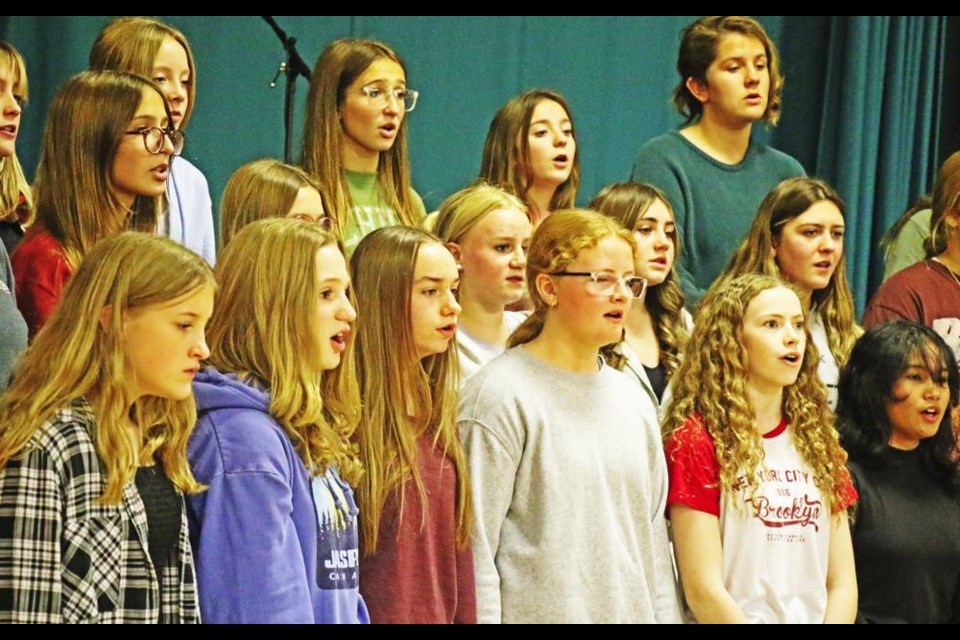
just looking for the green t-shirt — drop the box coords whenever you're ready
[343,169,425,254]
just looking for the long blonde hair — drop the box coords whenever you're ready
[205,218,362,484]
[589,182,688,375]
[663,273,852,513]
[301,39,419,231]
[350,226,471,553]
[0,232,213,503]
[32,71,165,270]
[0,42,32,226]
[89,16,197,130]
[479,89,580,216]
[219,158,327,248]
[714,176,859,367]
[509,209,635,348]
[926,150,960,257]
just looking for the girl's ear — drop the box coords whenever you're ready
[685,76,709,104]
[535,272,558,308]
[446,242,461,262]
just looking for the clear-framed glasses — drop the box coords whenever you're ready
[359,86,419,113]
[549,271,648,298]
[289,213,335,232]
[124,126,185,156]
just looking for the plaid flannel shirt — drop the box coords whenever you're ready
[0,399,199,623]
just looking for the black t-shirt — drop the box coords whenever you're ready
[135,463,182,573]
[849,447,960,623]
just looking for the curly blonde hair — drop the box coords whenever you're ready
[664,273,852,514]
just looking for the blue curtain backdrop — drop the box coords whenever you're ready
[1,16,952,314]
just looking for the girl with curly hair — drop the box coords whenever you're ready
[836,321,960,623]
[590,182,690,409]
[664,273,857,623]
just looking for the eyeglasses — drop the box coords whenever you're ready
[550,271,648,298]
[359,86,419,113]
[289,214,335,232]
[124,127,185,156]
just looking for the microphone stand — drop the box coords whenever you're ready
[261,16,313,163]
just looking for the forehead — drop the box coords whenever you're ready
[135,87,168,116]
[784,200,844,227]
[471,207,532,236]
[530,99,569,124]
[714,32,767,60]
[315,243,348,278]
[415,241,458,276]
[638,198,674,223]
[153,36,189,69]
[744,286,802,318]
[290,185,325,213]
[569,235,633,270]
[353,57,405,86]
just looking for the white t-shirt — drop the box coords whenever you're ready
[456,311,527,384]
[808,311,839,411]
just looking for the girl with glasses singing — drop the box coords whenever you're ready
[303,39,425,254]
[219,159,333,248]
[90,17,216,265]
[11,70,174,338]
[0,231,214,623]
[350,226,475,623]
[459,209,682,623]
[711,177,859,410]
[186,219,367,623]
[591,182,691,411]
[432,183,532,384]
[480,89,579,227]
[664,273,857,623]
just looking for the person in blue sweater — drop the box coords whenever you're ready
[186,218,367,623]
[631,16,804,304]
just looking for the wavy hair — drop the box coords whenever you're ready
[0,232,213,503]
[479,89,580,218]
[89,16,197,130]
[836,320,960,496]
[206,218,361,485]
[714,176,859,368]
[664,273,853,514]
[589,182,688,375]
[350,226,471,552]
[32,71,166,270]
[509,208,636,348]
[926,150,960,258]
[673,16,784,126]
[219,158,327,247]
[0,42,32,226]
[301,38,419,232]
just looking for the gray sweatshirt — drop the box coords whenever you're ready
[0,243,26,391]
[459,346,683,624]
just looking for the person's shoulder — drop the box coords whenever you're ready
[459,349,530,411]
[636,131,686,158]
[192,404,298,478]
[171,156,208,186]
[750,142,805,175]
[28,400,100,470]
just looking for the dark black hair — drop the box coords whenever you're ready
[836,320,960,494]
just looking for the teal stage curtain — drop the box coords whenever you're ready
[2,16,954,315]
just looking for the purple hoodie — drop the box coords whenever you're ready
[187,367,369,624]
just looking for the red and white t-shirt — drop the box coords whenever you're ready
[665,415,856,623]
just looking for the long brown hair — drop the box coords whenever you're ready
[32,71,166,270]
[301,39,419,232]
[350,226,471,553]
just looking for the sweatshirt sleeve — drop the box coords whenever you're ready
[649,442,684,624]
[631,143,705,304]
[188,468,314,623]
[459,417,522,625]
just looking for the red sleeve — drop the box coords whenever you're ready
[665,415,722,518]
[454,541,477,624]
[862,274,923,329]
[11,234,72,339]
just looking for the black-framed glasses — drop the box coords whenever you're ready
[124,127,185,156]
[550,271,647,298]
[359,86,419,112]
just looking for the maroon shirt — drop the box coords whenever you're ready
[10,225,72,339]
[863,259,960,360]
[360,434,476,624]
